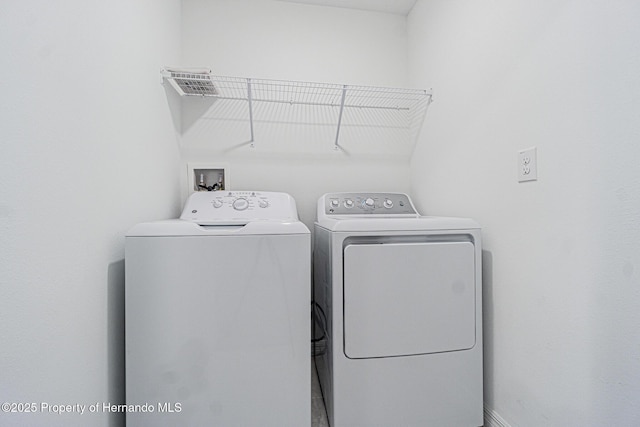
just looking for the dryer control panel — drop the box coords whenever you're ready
[321,192,418,216]
[180,191,299,224]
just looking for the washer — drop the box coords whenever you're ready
[126,191,310,427]
[313,192,483,427]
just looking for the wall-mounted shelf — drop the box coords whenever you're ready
[161,68,433,154]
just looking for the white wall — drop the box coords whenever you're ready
[0,1,182,426]
[408,1,640,426]
[180,0,411,228]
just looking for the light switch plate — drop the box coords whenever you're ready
[518,147,537,182]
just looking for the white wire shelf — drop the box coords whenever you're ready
[162,70,433,152]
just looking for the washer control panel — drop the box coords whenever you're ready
[180,191,296,224]
[323,192,417,216]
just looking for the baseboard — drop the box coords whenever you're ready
[484,405,512,427]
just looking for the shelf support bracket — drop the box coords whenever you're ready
[334,85,347,150]
[247,78,255,148]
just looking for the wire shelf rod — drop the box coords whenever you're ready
[247,78,255,147]
[334,85,348,150]
[212,96,415,111]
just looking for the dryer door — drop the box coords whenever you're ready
[343,240,476,359]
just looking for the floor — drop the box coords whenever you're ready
[311,359,330,427]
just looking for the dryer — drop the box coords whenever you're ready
[313,192,483,427]
[126,191,310,427]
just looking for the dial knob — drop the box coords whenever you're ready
[364,198,375,208]
[383,199,393,209]
[344,199,354,208]
[213,200,223,208]
[330,200,339,208]
[232,198,249,211]
[259,200,269,208]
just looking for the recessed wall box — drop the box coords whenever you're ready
[187,163,229,194]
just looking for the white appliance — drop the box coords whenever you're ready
[313,192,483,427]
[126,191,310,427]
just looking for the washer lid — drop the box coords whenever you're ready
[127,191,309,236]
[126,219,309,237]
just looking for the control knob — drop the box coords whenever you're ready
[330,200,339,208]
[383,199,393,209]
[344,199,354,208]
[363,198,375,208]
[259,200,270,208]
[232,198,249,211]
[213,200,223,208]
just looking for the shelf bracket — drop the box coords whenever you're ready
[334,85,347,150]
[247,78,255,148]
